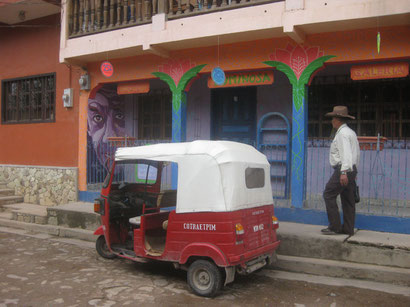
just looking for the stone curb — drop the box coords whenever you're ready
[277,223,410,269]
[274,254,410,287]
[261,270,410,297]
[0,218,96,242]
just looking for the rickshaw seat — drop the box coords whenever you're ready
[129,216,141,226]
[162,220,168,230]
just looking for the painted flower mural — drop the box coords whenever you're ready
[269,44,324,79]
[265,44,332,111]
[158,59,197,85]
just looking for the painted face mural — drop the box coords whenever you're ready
[87,85,125,167]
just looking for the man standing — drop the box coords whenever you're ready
[322,106,360,236]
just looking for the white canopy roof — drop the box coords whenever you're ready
[116,140,273,213]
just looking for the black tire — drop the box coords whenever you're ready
[96,235,117,259]
[187,260,222,297]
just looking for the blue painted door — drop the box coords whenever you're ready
[257,112,291,199]
[211,87,256,146]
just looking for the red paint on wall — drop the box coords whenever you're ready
[0,15,80,167]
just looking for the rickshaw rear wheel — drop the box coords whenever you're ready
[96,235,117,259]
[187,260,222,297]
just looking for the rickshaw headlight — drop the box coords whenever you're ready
[235,223,244,235]
[272,216,279,229]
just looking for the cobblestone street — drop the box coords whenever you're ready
[0,229,409,307]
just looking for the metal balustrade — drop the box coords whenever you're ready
[87,139,171,190]
[305,137,410,217]
[67,0,283,38]
[86,136,409,217]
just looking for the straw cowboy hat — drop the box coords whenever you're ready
[325,106,355,119]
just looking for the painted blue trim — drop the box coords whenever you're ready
[290,96,307,208]
[275,207,410,234]
[79,191,100,203]
[257,112,291,199]
[171,163,178,190]
[160,206,176,212]
[172,92,187,143]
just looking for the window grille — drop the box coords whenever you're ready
[1,73,56,124]
[138,89,171,140]
[308,75,410,138]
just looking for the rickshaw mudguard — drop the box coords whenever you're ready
[94,226,104,236]
[179,243,228,266]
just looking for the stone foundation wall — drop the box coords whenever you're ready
[0,165,78,206]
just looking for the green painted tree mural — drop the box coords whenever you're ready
[264,44,335,207]
[153,63,206,142]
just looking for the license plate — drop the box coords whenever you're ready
[253,224,264,232]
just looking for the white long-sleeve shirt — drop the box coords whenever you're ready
[329,124,360,172]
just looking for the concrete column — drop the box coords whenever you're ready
[78,90,89,192]
[290,86,307,208]
[171,91,187,143]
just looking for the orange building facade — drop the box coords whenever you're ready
[0,13,81,205]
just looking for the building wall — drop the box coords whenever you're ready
[187,76,211,141]
[257,71,293,123]
[0,14,80,167]
[0,15,81,205]
[186,72,293,141]
[0,165,78,206]
[83,26,410,85]
[78,25,410,191]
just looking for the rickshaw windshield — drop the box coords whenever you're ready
[103,159,161,189]
[112,160,159,185]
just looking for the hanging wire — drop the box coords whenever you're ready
[217,36,220,68]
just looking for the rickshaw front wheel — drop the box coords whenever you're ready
[96,235,117,259]
[187,260,222,297]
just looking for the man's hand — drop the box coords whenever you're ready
[340,174,348,186]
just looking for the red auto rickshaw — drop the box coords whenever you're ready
[94,140,280,297]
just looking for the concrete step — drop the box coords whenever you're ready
[47,202,100,231]
[277,222,410,269]
[0,195,24,206]
[0,188,14,196]
[0,182,7,189]
[0,211,13,220]
[13,204,48,225]
[274,254,410,287]
[1,203,48,225]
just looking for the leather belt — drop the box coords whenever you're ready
[333,164,357,171]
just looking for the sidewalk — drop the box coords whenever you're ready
[0,201,409,291]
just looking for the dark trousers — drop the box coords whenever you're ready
[323,166,357,235]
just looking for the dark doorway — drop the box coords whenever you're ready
[211,87,257,146]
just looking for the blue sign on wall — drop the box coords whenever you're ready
[212,67,226,86]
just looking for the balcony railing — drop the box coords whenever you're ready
[67,0,283,38]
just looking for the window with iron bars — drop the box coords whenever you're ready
[1,73,56,124]
[308,75,410,138]
[138,89,172,140]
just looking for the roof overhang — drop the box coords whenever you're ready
[0,0,60,25]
